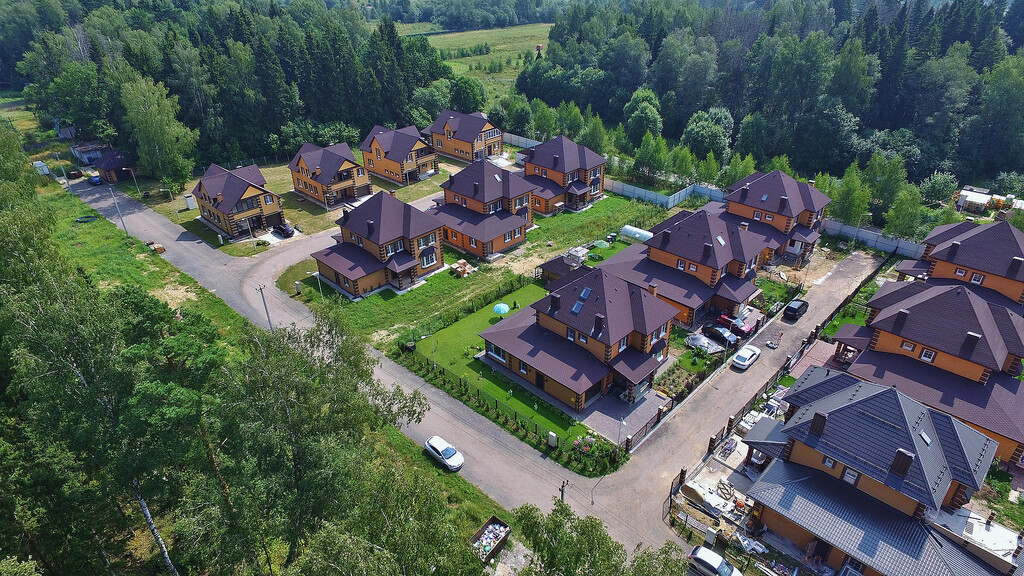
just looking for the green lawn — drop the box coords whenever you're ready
[982,464,1024,531]
[822,304,870,338]
[525,195,666,255]
[396,22,445,35]
[41,184,248,339]
[584,239,635,263]
[778,375,797,388]
[424,24,554,104]
[424,283,584,438]
[277,249,534,344]
[668,328,714,373]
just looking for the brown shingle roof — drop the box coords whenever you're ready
[530,267,677,346]
[424,110,493,143]
[441,159,535,204]
[94,149,136,171]
[360,125,427,163]
[288,142,361,187]
[522,135,605,173]
[645,208,767,268]
[191,164,270,212]
[725,170,830,217]
[926,220,1024,283]
[311,241,385,279]
[425,203,529,242]
[337,191,442,245]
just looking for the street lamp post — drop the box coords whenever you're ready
[125,166,143,199]
[420,333,436,369]
[53,152,68,185]
[255,284,273,331]
[108,186,129,238]
[306,271,324,302]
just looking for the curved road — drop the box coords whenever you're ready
[71,181,880,552]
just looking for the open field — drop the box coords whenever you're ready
[424,24,554,104]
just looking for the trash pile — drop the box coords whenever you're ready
[472,522,510,561]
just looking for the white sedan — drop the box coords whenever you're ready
[732,344,762,370]
[424,435,464,471]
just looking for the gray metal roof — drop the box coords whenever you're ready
[749,460,1008,576]
[785,366,865,409]
[743,417,788,460]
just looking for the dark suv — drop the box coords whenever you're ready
[702,323,738,347]
[783,299,809,321]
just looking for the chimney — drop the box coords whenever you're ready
[948,241,961,259]
[648,282,658,297]
[216,193,223,204]
[963,331,982,356]
[315,165,321,175]
[810,411,827,436]
[594,313,605,335]
[342,209,349,223]
[890,449,915,478]
[779,195,789,212]
[703,242,713,258]
[808,179,816,187]
[662,229,672,245]
[1010,256,1024,277]
[550,293,561,312]
[389,189,396,197]
[740,185,749,200]
[366,219,374,236]
[474,182,479,195]
[740,221,750,231]
[894,309,909,333]
[553,154,559,167]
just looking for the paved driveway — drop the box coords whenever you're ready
[69,180,880,551]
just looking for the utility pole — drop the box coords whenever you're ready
[54,152,68,186]
[255,284,274,331]
[127,167,143,199]
[306,271,324,302]
[108,186,128,238]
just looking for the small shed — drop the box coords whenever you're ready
[94,149,137,183]
[956,189,991,213]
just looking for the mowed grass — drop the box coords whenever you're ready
[40,183,248,339]
[424,283,584,438]
[277,250,532,343]
[525,195,667,255]
[426,24,554,104]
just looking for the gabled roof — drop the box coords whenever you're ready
[522,135,606,173]
[425,203,529,242]
[784,366,996,505]
[926,220,1024,283]
[725,170,830,217]
[531,267,677,346]
[289,142,360,186]
[784,365,864,409]
[441,159,535,204]
[645,209,767,268]
[749,460,1008,576]
[360,125,427,162]
[191,164,270,212]
[337,191,442,245]
[867,282,1024,370]
[94,149,136,171]
[424,110,492,142]
[312,241,386,279]
[479,308,610,394]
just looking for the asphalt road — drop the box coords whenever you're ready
[68,179,880,552]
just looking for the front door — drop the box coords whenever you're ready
[535,372,544,389]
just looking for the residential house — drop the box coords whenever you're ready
[70,141,111,165]
[94,149,137,183]
[520,136,605,214]
[724,170,831,261]
[360,125,437,185]
[288,142,371,207]
[831,280,1024,465]
[311,191,444,297]
[896,220,1024,304]
[598,206,776,325]
[743,365,1010,576]
[192,164,283,239]
[425,159,534,258]
[480,268,677,411]
[424,110,502,161]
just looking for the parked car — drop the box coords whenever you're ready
[88,175,102,185]
[718,313,754,337]
[783,299,809,321]
[688,546,735,576]
[732,344,762,370]
[66,168,83,179]
[702,323,738,347]
[272,223,295,238]
[424,435,464,472]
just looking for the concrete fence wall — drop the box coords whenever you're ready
[820,220,926,258]
[502,133,542,149]
[604,179,723,208]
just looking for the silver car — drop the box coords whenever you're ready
[424,435,464,471]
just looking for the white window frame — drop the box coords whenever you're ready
[688,263,698,272]
[357,237,364,247]
[504,231,513,243]
[264,194,275,205]
[420,252,437,268]
[618,336,628,352]
[842,468,860,485]
[486,342,506,362]
[677,259,687,271]
[519,360,528,375]
[753,211,762,221]
[590,167,600,179]
[765,214,774,221]
[514,227,521,239]
[343,277,350,287]
[578,333,587,343]
[357,168,364,176]
[368,159,374,167]
[955,267,967,276]
[567,327,576,341]
[417,237,427,249]
[376,148,381,160]
[534,166,539,174]
[971,273,985,285]
[920,348,936,363]
[656,349,664,361]
[901,340,915,351]
[567,171,578,183]
[535,198,541,207]
[542,169,547,178]
[454,194,460,203]
[823,456,836,469]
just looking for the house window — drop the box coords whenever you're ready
[368,159,374,167]
[535,198,541,207]
[469,238,477,248]
[971,273,984,285]
[567,327,576,341]
[514,227,521,239]
[519,360,528,375]
[418,237,427,249]
[385,240,404,256]
[504,231,513,243]
[420,252,437,268]
[591,182,600,194]
[590,168,600,179]
[357,168,364,176]
[688,263,698,272]
[656,348,664,361]
[454,194,460,203]
[343,277,350,287]
[842,468,860,485]
[542,169,547,178]
[677,259,687,271]
[485,342,506,362]
[406,154,413,163]
[955,267,967,276]
[619,336,628,352]
[445,129,452,139]
[489,201,500,214]
[461,198,466,207]
[567,171,578,183]
[451,232,459,241]
[753,211,762,220]
[485,128,501,139]
[765,214,774,221]
[579,333,587,343]
[920,348,936,363]
[534,166,539,174]
[357,237,363,247]
[350,232,356,241]
[657,323,667,338]
[375,148,381,160]
[823,456,836,469]
[901,340,915,351]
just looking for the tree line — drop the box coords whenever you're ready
[5,0,486,188]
